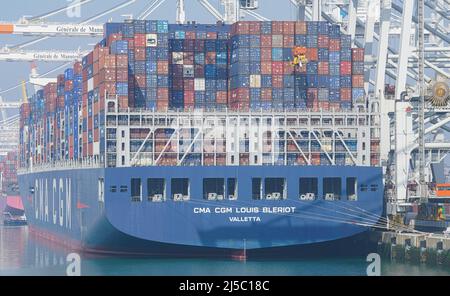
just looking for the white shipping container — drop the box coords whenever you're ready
[87,78,94,92]
[93,142,100,155]
[250,75,261,88]
[194,78,206,91]
[172,52,184,65]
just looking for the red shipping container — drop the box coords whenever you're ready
[283,35,294,47]
[99,55,116,69]
[157,100,169,111]
[195,40,205,52]
[107,33,122,47]
[64,80,73,91]
[157,88,169,100]
[184,91,195,104]
[88,142,93,156]
[206,32,217,39]
[185,31,196,39]
[194,65,204,77]
[116,55,128,68]
[318,35,329,48]
[329,39,340,51]
[306,48,318,61]
[216,91,227,104]
[295,21,307,35]
[94,128,99,142]
[340,61,352,75]
[352,48,364,61]
[93,61,99,75]
[134,75,146,89]
[261,48,272,60]
[205,52,216,64]
[283,21,295,34]
[271,62,283,75]
[340,88,352,101]
[352,75,364,87]
[116,68,128,82]
[261,88,272,100]
[184,79,194,90]
[248,21,261,34]
[135,47,146,61]
[329,102,341,110]
[234,22,249,35]
[86,52,94,65]
[261,35,272,48]
[74,62,82,75]
[99,69,115,82]
[318,62,329,75]
[230,88,250,102]
[272,75,283,88]
[134,34,146,47]
[93,73,100,86]
[261,62,272,75]
[272,21,283,34]
[157,61,169,74]
[318,101,330,110]
[118,96,129,108]
[307,88,318,101]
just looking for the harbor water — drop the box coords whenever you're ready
[1,225,450,276]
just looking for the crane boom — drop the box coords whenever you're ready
[0,22,103,37]
[0,49,89,62]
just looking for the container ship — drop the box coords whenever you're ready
[17,20,383,257]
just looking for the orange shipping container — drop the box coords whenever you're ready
[261,35,272,48]
[283,21,295,34]
[272,21,283,34]
[261,62,272,75]
[352,75,364,88]
[329,39,340,51]
[295,21,307,34]
[216,91,227,104]
[306,48,318,61]
[318,62,329,75]
[340,88,352,101]
[116,55,128,68]
[157,61,169,74]
[157,88,169,100]
[134,34,146,47]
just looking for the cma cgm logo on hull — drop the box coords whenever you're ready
[33,178,72,229]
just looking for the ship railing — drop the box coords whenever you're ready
[18,156,105,174]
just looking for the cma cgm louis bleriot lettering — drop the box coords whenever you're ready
[17,20,383,257]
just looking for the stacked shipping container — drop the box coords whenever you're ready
[0,151,18,194]
[19,20,372,167]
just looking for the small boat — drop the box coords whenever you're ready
[2,195,27,226]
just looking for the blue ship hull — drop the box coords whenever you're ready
[18,165,384,257]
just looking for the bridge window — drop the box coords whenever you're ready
[203,178,225,200]
[110,185,117,193]
[299,177,318,200]
[227,178,237,200]
[323,177,341,200]
[148,178,165,202]
[120,185,128,192]
[346,177,357,201]
[370,184,378,192]
[131,178,142,202]
[172,178,189,201]
[264,178,286,200]
[360,184,368,192]
[252,178,262,200]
